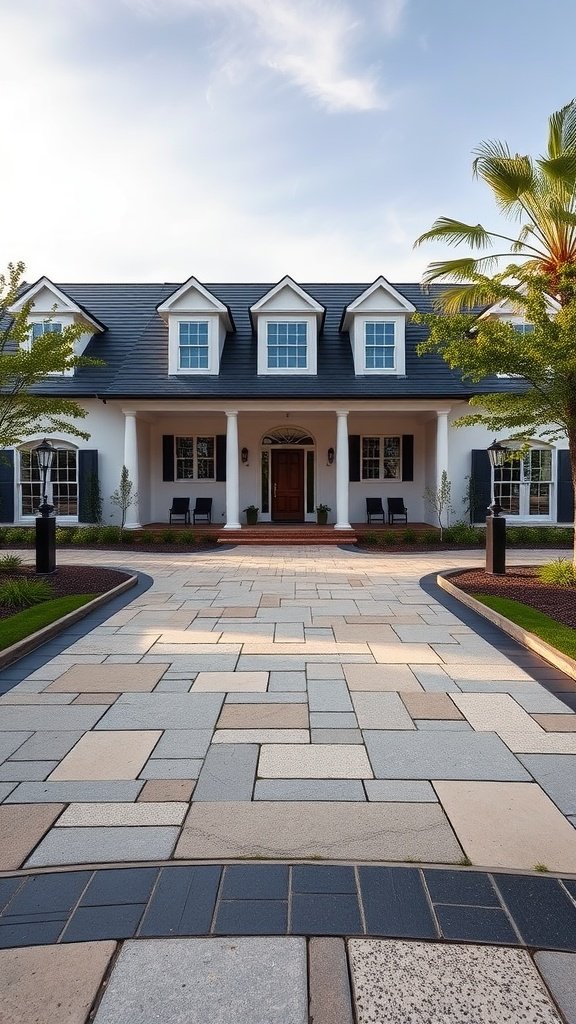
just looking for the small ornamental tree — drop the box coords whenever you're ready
[425,470,452,541]
[110,465,138,540]
[0,262,102,447]
[413,100,576,563]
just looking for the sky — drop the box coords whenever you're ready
[1,0,576,284]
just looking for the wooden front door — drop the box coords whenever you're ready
[271,449,304,521]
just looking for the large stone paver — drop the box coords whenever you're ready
[534,953,576,1024]
[26,825,180,866]
[0,942,116,1024]
[0,804,64,869]
[49,731,161,781]
[92,938,307,1024]
[348,941,563,1024]
[364,731,530,781]
[93,693,223,730]
[47,664,170,692]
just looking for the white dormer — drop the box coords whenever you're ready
[157,276,234,376]
[250,276,324,376]
[478,292,560,330]
[341,277,415,377]
[9,277,106,375]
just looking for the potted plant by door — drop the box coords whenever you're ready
[243,504,259,525]
[316,503,331,525]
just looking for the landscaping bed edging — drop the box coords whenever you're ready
[437,570,576,682]
[0,573,137,670]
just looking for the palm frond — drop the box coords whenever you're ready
[433,281,503,314]
[421,255,512,286]
[547,99,576,159]
[537,153,576,191]
[414,217,494,250]
[472,142,536,215]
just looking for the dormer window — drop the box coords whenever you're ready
[251,276,324,377]
[341,276,415,377]
[157,276,234,377]
[267,321,308,369]
[179,321,209,370]
[365,321,395,370]
[511,322,535,335]
[31,321,63,341]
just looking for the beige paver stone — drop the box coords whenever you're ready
[0,804,64,870]
[73,693,120,705]
[0,942,116,1024]
[333,624,396,642]
[343,664,423,691]
[401,693,464,720]
[48,664,170,692]
[49,730,161,781]
[138,779,195,801]
[56,801,188,826]
[345,614,423,624]
[217,703,308,729]
[157,630,221,644]
[533,714,576,731]
[192,671,268,692]
[260,595,281,607]
[213,729,309,744]
[443,664,533,681]
[369,643,441,664]
[452,694,576,752]
[176,801,462,861]
[259,744,373,778]
[435,780,576,872]
[219,606,257,617]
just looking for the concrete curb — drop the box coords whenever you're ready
[437,569,576,682]
[0,573,137,670]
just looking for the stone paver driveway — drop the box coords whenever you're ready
[1,545,576,872]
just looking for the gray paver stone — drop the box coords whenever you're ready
[352,692,414,730]
[193,744,258,801]
[0,708,105,731]
[0,733,32,759]
[9,731,84,760]
[364,780,438,802]
[309,938,354,1024]
[139,759,203,780]
[535,953,576,1024]
[225,692,307,703]
[311,730,364,744]
[415,720,472,731]
[0,761,58,782]
[269,672,307,691]
[0,782,16,802]
[26,825,180,867]
[151,730,213,758]
[92,938,307,1024]
[364,731,531,780]
[519,755,576,813]
[307,680,353,713]
[254,780,366,801]
[94,693,224,730]
[309,713,358,728]
[5,781,143,803]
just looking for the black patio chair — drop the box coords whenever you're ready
[387,497,408,525]
[169,497,190,524]
[193,497,213,524]
[366,497,386,524]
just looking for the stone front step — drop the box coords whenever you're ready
[217,527,357,545]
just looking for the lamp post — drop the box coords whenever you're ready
[34,439,56,574]
[485,439,508,575]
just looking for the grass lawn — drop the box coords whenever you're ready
[0,594,96,651]
[473,592,576,660]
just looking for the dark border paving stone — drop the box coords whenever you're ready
[61,903,145,942]
[0,877,23,913]
[0,920,64,948]
[221,865,288,900]
[292,866,356,894]
[424,869,500,907]
[535,952,576,1024]
[4,871,91,916]
[494,874,576,950]
[564,879,576,900]
[435,905,520,944]
[214,900,288,935]
[359,866,438,938]
[291,894,362,935]
[138,865,221,936]
[80,868,158,907]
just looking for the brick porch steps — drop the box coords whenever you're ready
[217,526,358,545]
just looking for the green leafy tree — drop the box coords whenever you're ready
[413,99,576,560]
[110,465,138,540]
[0,261,101,447]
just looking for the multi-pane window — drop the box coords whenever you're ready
[31,321,63,342]
[20,448,77,516]
[365,322,395,369]
[175,436,215,480]
[361,436,401,480]
[178,322,209,370]
[512,323,535,335]
[267,322,307,369]
[494,448,552,517]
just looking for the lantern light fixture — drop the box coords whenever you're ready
[241,447,249,465]
[327,447,335,465]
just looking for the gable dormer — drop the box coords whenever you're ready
[250,276,325,376]
[157,276,234,376]
[478,292,560,334]
[9,277,106,374]
[341,276,415,377]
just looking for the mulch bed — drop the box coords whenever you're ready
[0,565,130,622]
[450,566,576,629]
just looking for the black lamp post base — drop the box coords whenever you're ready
[485,515,506,575]
[36,517,56,574]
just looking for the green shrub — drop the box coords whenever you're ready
[0,577,53,609]
[99,526,121,544]
[443,522,481,546]
[362,532,378,546]
[121,531,136,544]
[0,554,23,573]
[554,527,574,546]
[71,526,100,544]
[380,532,397,546]
[0,527,6,544]
[137,530,154,544]
[514,525,532,545]
[402,528,417,543]
[161,530,176,543]
[4,527,32,545]
[420,530,439,545]
[54,527,74,544]
[532,525,554,545]
[179,530,196,544]
[537,558,576,587]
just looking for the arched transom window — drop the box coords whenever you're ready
[262,427,314,446]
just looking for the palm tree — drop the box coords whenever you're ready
[414,99,576,311]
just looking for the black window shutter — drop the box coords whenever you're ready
[216,435,227,482]
[401,434,414,481]
[162,435,174,482]
[557,449,574,523]
[0,450,15,522]
[349,435,360,482]
[470,449,492,523]
[78,450,98,522]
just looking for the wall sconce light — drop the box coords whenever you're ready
[241,447,249,465]
[327,447,335,465]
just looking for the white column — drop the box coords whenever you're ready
[223,410,241,529]
[436,410,449,491]
[123,411,141,529]
[335,410,352,530]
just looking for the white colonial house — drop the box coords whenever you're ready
[0,274,572,531]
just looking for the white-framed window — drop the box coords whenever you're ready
[512,323,535,336]
[267,322,308,369]
[19,445,78,517]
[361,436,401,480]
[365,321,395,370]
[494,447,553,518]
[178,321,209,369]
[31,321,63,342]
[175,436,215,480]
